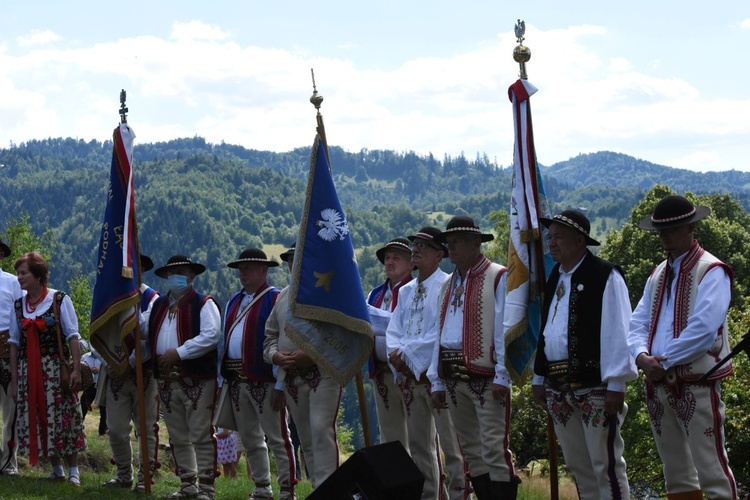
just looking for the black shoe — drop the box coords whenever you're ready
[102,477,133,488]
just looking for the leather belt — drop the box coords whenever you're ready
[546,360,603,392]
[222,359,248,382]
[439,350,472,381]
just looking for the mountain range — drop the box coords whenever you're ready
[1,136,748,302]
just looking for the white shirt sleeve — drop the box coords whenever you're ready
[60,294,81,341]
[427,329,445,392]
[176,299,222,360]
[661,266,731,369]
[600,270,638,392]
[493,272,512,388]
[628,277,654,361]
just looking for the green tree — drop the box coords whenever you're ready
[485,209,510,264]
[68,274,92,340]
[0,213,56,267]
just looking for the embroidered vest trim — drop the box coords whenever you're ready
[149,288,220,380]
[647,241,733,382]
[438,256,506,377]
[222,283,279,382]
[535,251,618,386]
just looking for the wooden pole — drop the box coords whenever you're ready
[547,414,559,500]
[133,323,152,494]
[355,372,372,448]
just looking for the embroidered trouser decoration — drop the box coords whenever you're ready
[544,386,628,500]
[644,380,736,499]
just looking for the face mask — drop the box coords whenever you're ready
[166,274,189,293]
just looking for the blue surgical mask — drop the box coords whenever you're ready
[166,274,189,293]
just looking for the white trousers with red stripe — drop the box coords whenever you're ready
[229,378,295,491]
[372,368,409,450]
[403,380,468,500]
[645,379,736,498]
[545,385,629,500]
[445,378,515,482]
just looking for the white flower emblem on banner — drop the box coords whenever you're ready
[317,208,350,241]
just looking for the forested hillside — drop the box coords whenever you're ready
[2,137,750,302]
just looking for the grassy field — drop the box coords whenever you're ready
[0,410,578,499]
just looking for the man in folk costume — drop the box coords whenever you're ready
[149,255,221,500]
[264,243,342,489]
[385,227,469,500]
[220,248,296,500]
[428,216,518,500]
[0,239,22,475]
[629,195,737,499]
[531,210,637,499]
[366,237,414,448]
[102,254,161,493]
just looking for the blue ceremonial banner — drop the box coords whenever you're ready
[504,79,554,384]
[89,123,141,376]
[286,135,373,386]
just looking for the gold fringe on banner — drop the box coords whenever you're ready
[121,266,133,279]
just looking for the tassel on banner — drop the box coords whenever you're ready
[121,266,133,279]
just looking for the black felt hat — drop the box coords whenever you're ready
[541,210,600,246]
[375,238,412,265]
[280,243,296,263]
[140,254,154,273]
[408,226,448,258]
[154,255,207,279]
[227,248,279,268]
[638,195,710,231]
[0,240,10,258]
[435,216,494,243]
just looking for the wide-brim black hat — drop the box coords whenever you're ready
[280,243,296,263]
[0,240,10,258]
[140,254,154,273]
[408,227,448,258]
[154,255,207,279]
[227,248,279,268]
[435,216,494,243]
[541,210,600,246]
[638,195,711,231]
[375,237,412,265]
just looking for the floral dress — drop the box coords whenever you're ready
[12,291,86,461]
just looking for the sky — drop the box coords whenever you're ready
[1,1,749,172]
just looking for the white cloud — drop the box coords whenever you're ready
[609,57,632,73]
[740,18,750,30]
[16,29,61,47]
[170,21,229,42]
[668,151,722,172]
[1,21,749,171]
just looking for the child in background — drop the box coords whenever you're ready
[215,427,238,479]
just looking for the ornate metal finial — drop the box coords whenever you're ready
[512,19,532,80]
[310,69,323,111]
[119,89,129,123]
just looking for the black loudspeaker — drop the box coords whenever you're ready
[308,441,424,500]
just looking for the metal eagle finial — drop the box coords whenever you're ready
[513,19,532,80]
